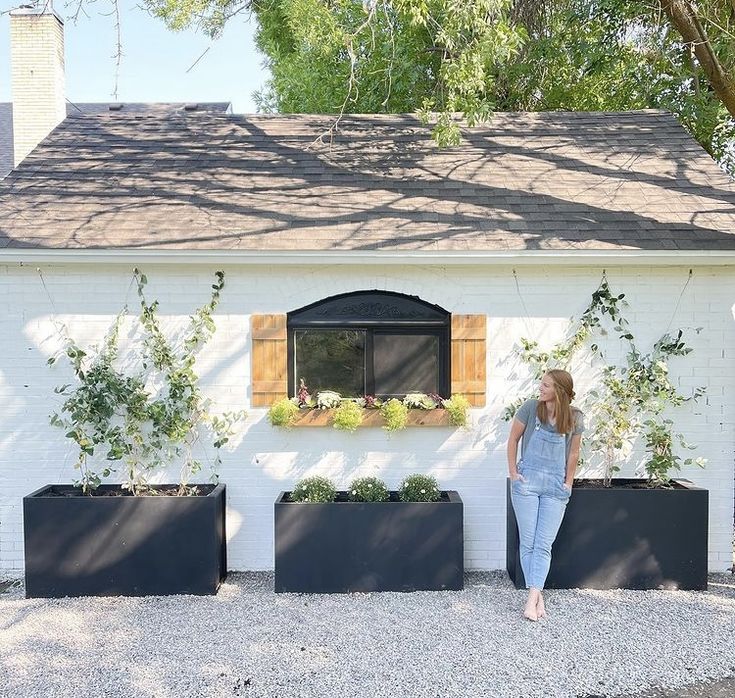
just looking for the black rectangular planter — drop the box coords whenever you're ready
[274,491,464,593]
[24,483,227,598]
[506,478,708,590]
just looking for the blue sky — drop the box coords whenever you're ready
[0,1,269,112]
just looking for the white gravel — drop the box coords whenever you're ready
[1,571,734,698]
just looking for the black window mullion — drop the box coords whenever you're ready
[365,329,375,396]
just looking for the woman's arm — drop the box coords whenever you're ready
[564,433,582,488]
[507,418,526,480]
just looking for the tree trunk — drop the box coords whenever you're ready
[659,0,735,118]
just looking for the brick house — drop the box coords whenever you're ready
[1,11,734,578]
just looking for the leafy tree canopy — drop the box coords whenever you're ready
[144,0,735,172]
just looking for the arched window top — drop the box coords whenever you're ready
[288,290,449,327]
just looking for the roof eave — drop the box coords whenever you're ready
[2,249,735,266]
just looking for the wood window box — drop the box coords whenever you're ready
[291,407,456,427]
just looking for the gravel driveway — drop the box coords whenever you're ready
[1,571,734,698]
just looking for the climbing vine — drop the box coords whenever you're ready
[48,269,243,495]
[507,273,706,486]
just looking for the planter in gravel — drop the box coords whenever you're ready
[23,483,227,598]
[274,490,464,593]
[506,478,708,590]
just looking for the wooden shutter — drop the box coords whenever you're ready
[451,315,486,407]
[251,314,288,407]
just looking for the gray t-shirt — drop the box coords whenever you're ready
[515,399,585,462]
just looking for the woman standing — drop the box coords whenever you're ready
[507,369,584,621]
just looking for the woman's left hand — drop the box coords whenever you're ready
[562,481,573,493]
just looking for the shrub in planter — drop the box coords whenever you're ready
[26,269,243,598]
[268,397,300,428]
[399,474,441,502]
[347,476,389,502]
[442,394,471,427]
[333,400,364,432]
[290,476,337,503]
[380,398,409,432]
[275,475,464,593]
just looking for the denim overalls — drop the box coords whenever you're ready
[511,415,571,590]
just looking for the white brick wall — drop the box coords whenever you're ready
[10,9,66,167]
[1,262,733,574]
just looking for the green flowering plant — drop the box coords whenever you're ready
[442,394,471,427]
[380,398,409,432]
[347,476,389,502]
[290,475,337,503]
[267,398,300,428]
[399,474,441,502]
[48,269,244,496]
[333,400,364,432]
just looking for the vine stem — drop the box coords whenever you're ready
[664,269,693,335]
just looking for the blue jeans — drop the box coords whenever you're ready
[511,465,570,589]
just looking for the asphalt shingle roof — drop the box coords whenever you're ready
[1,110,733,251]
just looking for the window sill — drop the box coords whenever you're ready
[290,407,456,428]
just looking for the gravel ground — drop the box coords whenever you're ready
[1,571,734,698]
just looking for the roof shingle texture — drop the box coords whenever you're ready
[1,110,734,251]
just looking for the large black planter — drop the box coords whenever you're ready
[506,478,708,590]
[24,483,227,598]
[274,491,464,593]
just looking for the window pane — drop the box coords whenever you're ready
[294,329,365,396]
[373,334,439,396]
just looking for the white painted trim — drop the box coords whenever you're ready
[2,249,735,266]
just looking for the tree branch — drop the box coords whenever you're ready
[658,0,735,117]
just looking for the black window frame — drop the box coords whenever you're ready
[287,290,451,399]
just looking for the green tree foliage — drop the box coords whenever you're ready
[142,0,735,171]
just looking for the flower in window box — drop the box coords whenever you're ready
[403,393,437,410]
[296,378,312,407]
[359,395,381,409]
[316,391,342,409]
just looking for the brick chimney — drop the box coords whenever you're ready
[10,7,66,167]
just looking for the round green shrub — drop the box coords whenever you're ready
[290,475,337,503]
[380,398,409,432]
[268,398,300,427]
[399,474,441,502]
[333,400,363,432]
[348,476,389,502]
[442,394,471,427]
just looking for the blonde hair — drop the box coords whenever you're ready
[536,369,577,434]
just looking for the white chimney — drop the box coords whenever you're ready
[10,7,66,167]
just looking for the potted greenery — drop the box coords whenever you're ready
[274,474,464,593]
[267,385,470,430]
[505,275,709,591]
[23,270,242,598]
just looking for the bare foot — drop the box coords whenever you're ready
[536,594,547,619]
[523,590,539,621]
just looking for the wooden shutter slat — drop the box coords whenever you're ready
[451,314,486,407]
[251,327,287,341]
[251,314,288,407]
[252,380,288,393]
[452,327,486,340]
